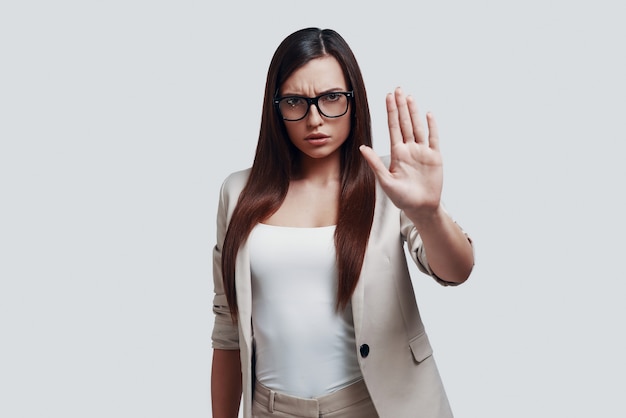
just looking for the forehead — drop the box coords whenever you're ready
[280,56,348,95]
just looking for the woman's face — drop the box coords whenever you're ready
[278,56,352,162]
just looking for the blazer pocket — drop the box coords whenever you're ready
[409,331,434,363]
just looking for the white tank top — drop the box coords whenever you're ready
[249,223,362,398]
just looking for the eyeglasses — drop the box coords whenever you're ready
[274,91,354,121]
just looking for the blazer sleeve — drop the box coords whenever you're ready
[400,207,473,287]
[211,177,240,350]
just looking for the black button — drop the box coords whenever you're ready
[359,344,370,358]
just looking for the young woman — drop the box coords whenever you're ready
[211,27,474,418]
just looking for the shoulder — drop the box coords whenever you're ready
[220,167,251,195]
[373,155,391,195]
[216,167,251,212]
[371,155,401,219]
[380,154,391,167]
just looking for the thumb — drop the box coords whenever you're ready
[359,145,387,179]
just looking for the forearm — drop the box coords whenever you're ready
[211,349,243,418]
[406,205,474,283]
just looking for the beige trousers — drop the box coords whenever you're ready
[252,379,378,418]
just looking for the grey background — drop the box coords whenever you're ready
[1,1,625,417]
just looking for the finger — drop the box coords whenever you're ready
[359,145,389,180]
[407,95,426,144]
[426,112,440,151]
[386,92,402,147]
[394,87,415,143]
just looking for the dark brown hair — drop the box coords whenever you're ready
[221,28,376,320]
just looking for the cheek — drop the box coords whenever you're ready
[337,118,352,141]
[284,123,301,144]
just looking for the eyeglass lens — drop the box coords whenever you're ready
[278,92,349,121]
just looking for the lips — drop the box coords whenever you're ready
[305,133,330,145]
[305,133,329,140]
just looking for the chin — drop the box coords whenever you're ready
[300,148,341,160]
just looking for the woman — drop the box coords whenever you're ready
[211,27,474,418]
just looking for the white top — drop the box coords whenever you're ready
[249,223,362,398]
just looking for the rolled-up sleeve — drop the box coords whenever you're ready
[400,208,473,287]
[211,178,240,350]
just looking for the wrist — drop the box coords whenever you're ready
[405,204,445,230]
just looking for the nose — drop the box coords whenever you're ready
[306,102,323,127]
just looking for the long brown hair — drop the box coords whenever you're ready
[221,28,376,320]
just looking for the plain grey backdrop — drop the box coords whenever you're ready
[1,1,625,417]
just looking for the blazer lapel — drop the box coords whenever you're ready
[235,240,253,348]
[351,266,365,338]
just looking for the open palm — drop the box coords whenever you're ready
[360,88,443,217]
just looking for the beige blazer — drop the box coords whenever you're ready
[212,163,469,417]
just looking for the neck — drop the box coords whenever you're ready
[296,152,342,185]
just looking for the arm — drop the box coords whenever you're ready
[405,205,473,283]
[211,178,243,416]
[360,87,474,283]
[211,349,242,418]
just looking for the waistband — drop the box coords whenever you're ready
[253,379,371,417]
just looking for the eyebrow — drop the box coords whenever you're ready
[279,87,347,97]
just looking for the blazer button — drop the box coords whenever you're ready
[359,344,370,358]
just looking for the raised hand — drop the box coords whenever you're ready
[360,87,443,220]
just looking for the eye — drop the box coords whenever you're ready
[284,97,305,108]
[321,92,342,102]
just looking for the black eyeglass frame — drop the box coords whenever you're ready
[273,91,354,121]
